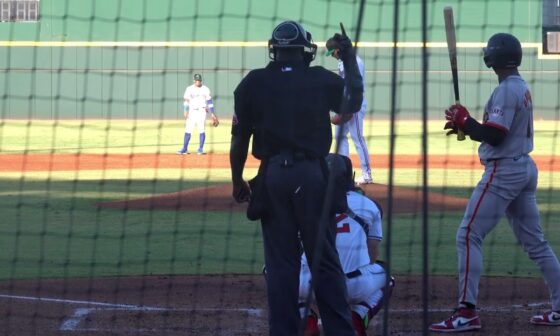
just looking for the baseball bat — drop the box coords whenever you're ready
[443,6,466,141]
[340,22,347,37]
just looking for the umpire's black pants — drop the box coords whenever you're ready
[262,158,355,336]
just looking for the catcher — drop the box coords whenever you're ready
[297,154,395,336]
[176,73,219,155]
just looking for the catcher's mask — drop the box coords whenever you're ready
[268,21,317,62]
[483,33,522,69]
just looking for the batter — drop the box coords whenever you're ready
[430,33,560,333]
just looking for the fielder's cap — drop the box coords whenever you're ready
[193,73,202,81]
[325,37,340,56]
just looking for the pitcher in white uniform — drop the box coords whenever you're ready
[177,73,216,155]
[298,154,394,336]
[326,38,373,184]
[430,33,560,333]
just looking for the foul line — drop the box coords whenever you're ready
[0,293,166,310]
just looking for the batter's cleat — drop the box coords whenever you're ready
[197,148,205,155]
[356,175,373,185]
[529,310,560,326]
[176,150,188,155]
[429,307,481,333]
[303,311,320,336]
[351,311,367,336]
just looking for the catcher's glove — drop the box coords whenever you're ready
[211,114,219,127]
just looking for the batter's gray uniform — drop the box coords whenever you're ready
[457,74,560,310]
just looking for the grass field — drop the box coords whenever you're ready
[0,120,559,280]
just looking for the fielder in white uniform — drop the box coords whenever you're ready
[326,38,372,184]
[177,73,216,155]
[430,33,560,333]
[298,154,394,336]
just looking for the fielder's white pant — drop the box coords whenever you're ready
[334,105,371,179]
[184,108,207,133]
[299,262,386,318]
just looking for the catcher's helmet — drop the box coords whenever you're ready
[268,21,317,61]
[482,33,522,69]
[325,153,354,213]
[325,153,354,192]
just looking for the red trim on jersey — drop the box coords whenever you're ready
[484,121,509,134]
[336,223,350,233]
[461,161,498,303]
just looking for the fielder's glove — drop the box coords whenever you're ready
[211,114,219,127]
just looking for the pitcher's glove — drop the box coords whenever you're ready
[211,114,219,127]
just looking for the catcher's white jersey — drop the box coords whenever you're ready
[335,190,382,273]
[184,84,212,110]
[299,191,385,316]
[301,191,382,272]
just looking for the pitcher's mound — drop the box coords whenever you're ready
[98,183,467,214]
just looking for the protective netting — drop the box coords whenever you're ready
[0,0,559,335]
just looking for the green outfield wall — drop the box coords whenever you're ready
[0,0,558,120]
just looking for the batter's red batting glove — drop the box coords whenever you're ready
[445,104,470,130]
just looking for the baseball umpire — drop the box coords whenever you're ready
[230,21,363,335]
[430,33,560,332]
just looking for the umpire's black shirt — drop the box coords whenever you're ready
[232,60,345,160]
